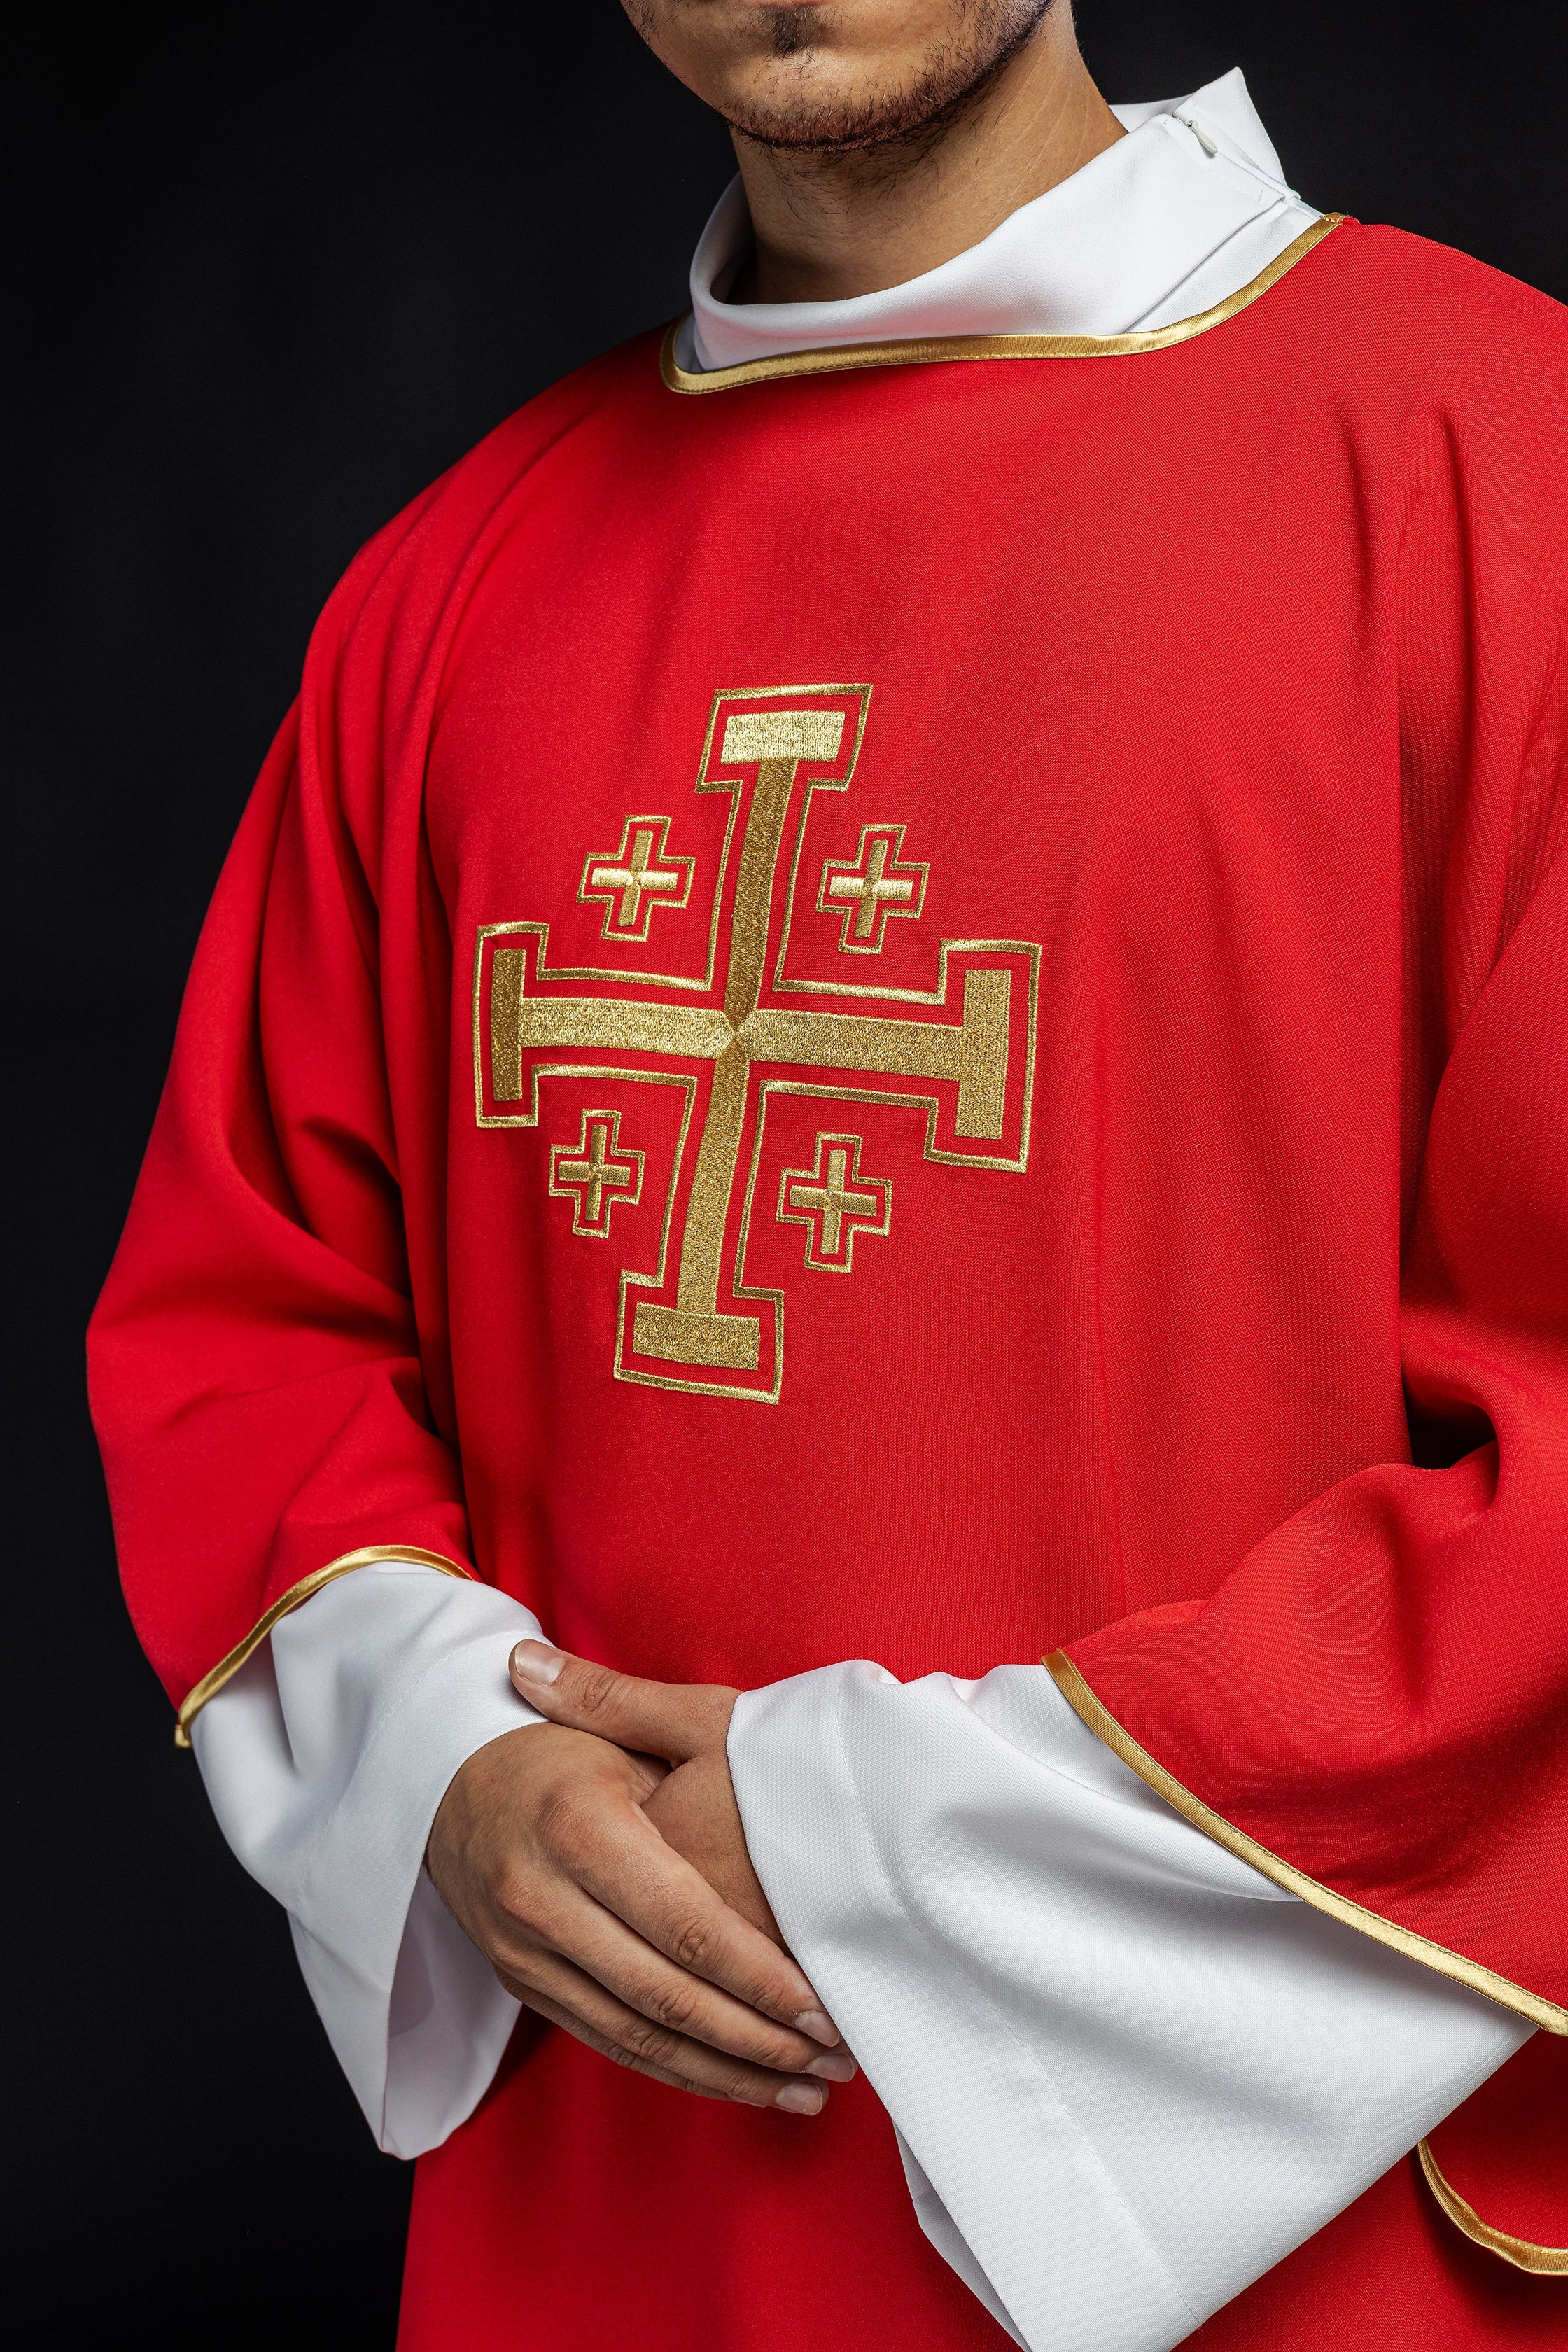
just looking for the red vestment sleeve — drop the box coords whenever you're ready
[1051,816,1568,2028]
[1046,281,1568,2059]
[88,503,477,1732]
[1049,701,1568,2259]
[1046,318,1568,2259]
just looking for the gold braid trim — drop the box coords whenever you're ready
[661,216,1345,395]
[174,1546,475,1747]
[1044,1653,1567,2037]
[1417,2138,1568,2276]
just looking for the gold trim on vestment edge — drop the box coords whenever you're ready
[1043,1653,1567,2036]
[1415,2138,1568,2276]
[660,216,1345,395]
[174,1546,475,1746]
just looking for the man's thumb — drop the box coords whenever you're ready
[510,1640,713,1762]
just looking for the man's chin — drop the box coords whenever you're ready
[721,90,963,157]
[716,1,1054,158]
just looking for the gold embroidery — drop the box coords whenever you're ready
[1045,1652,1568,2037]
[1417,2138,1568,2276]
[477,687,1041,1399]
[661,216,1346,394]
[818,822,928,953]
[720,708,848,765]
[771,796,959,1007]
[174,1546,475,1746]
[633,1299,763,1370]
[491,962,732,1070]
[578,816,694,942]
[550,1108,644,1236]
[778,1133,891,1270]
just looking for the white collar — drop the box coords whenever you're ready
[684,69,1317,372]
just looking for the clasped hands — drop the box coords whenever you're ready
[426,1641,854,2114]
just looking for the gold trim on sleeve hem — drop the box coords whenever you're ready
[661,216,1345,394]
[1043,1652,1568,2037]
[174,1546,476,1747]
[1417,2138,1568,2275]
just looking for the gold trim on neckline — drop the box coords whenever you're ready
[174,1545,475,1747]
[1416,2138,1568,2275]
[1044,1651,1567,2037]
[662,215,1345,394]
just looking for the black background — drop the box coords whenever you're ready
[10,4,1564,2343]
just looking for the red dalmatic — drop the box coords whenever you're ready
[91,220,1567,2345]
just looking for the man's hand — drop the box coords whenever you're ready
[426,1651,852,2114]
[510,1642,776,1937]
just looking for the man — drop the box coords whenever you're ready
[90,4,1566,2347]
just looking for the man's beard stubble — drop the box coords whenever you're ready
[718,0,1057,159]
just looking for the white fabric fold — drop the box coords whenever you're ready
[682,69,1320,372]
[191,1561,542,2156]
[727,1660,1530,2352]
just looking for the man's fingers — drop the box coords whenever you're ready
[493,1868,853,2078]
[551,1784,841,2044]
[511,1642,730,1763]
[494,1950,834,2113]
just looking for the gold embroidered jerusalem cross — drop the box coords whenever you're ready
[475,685,1040,1400]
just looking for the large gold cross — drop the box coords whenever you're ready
[477,687,1040,1400]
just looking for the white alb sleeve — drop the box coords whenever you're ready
[727,1660,1531,2352]
[190,1561,544,2158]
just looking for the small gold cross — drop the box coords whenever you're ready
[778,1132,890,1270]
[818,822,928,953]
[550,1109,643,1236]
[580,816,694,941]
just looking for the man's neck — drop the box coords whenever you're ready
[727,8,1123,307]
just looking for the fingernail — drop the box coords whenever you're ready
[805,2050,857,2082]
[512,1640,564,1685]
[794,2009,839,2047]
[775,2081,825,2115]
